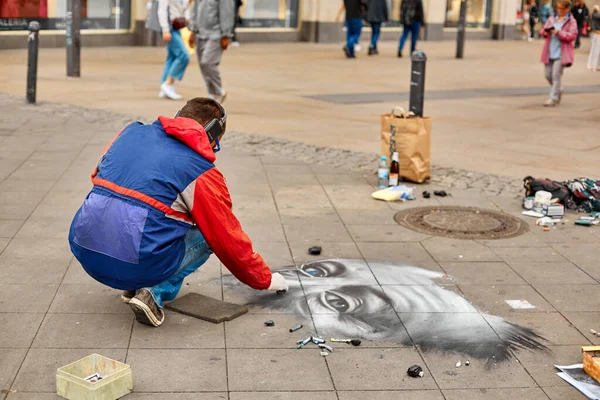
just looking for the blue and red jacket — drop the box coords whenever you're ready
[68,116,273,291]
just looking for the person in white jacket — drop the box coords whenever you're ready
[158,0,191,100]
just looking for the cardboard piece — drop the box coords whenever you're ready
[165,293,248,324]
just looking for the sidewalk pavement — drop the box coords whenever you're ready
[1,94,599,399]
[1,40,599,183]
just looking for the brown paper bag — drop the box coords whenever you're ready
[380,108,431,183]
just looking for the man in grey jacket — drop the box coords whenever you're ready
[188,0,235,103]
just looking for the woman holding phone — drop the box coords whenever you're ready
[540,0,578,107]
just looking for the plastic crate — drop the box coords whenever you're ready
[56,353,132,400]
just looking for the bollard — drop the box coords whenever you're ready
[409,50,427,117]
[26,21,41,104]
[456,0,468,59]
[66,0,81,77]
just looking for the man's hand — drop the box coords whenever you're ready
[163,30,172,43]
[221,36,230,50]
[188,32,195,49]
[267,272,289,292]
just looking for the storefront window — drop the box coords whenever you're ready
[445,0,493,28]
[0,0,131,31]
[239,0,299,28]
[382,0,402,27]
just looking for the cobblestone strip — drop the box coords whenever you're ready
[0,94,524,197]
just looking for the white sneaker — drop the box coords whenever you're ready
[158,90,166,98]
[544,98,558,107]
[354,44,361,53]
[230,41,240,48]
[160,83,183,100]
[215,90,227,104]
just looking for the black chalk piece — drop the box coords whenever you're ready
[434,190,448,197]
[350,339,362,346]
[407,365,424,378]
[308,246,322,255]
[276,289,287,295]
[422,191,431,199]
[289,324,303,332]
[264,320,275,327]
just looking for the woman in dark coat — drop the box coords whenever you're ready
[367,0,389,55]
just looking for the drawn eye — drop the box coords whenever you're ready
[301,261,346,278]
[321,290,361,313]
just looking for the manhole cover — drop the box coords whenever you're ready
[394,206,529,240]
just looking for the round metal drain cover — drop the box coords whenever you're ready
[394,206,528,240]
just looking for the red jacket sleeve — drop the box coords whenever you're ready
[186,167,273,290]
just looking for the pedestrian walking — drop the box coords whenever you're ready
[231,0,243,47]
[540,0,578,106]
[157,0,191,100]
[366,0,388,55]
[398,0,425,58]
[571,0,589,48]
[336,0,367,58]
[588,5,600,70]
[540,0,553,24]
[188,0,235,103]
[529,0,539,39]
[522,5,532,40]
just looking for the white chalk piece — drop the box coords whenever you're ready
[465,360,470,366]
[320,352,329,357]
[522,210,545,218]
[505,300,536,309]
[455,361,462,368]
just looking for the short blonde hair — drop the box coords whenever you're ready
[557,0,572,9]
[594,5,600,12]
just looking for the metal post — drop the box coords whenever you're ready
[456,0,468,59]
[26,21,41,104]
[409,50,427,117]
[66,0,81,77]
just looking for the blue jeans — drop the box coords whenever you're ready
[399,22,422,54]
[345,18,363,56]
[147,228,212,307]
[370,22,381,49]
[161,29,190,83]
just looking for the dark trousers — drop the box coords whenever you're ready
[399,22,422,53]
[345,18,363,56]
[575,24,582,48]
[370,22,381,49]
[530,19,536,38]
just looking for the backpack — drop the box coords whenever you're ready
[522,176,575,208]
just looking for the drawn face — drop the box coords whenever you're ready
[222,259,547,363]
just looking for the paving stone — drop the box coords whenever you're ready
[222,278,301,315]
[0,238,9,254]
[542,385,589,399]
[338,391,445,400]
[0,313,44,348]
[423,349,537,389]
[127,349,227,392]
[336,209,400,225]
[508,262,597,285]
[288,242,363,266]
[0,190,46,219]
[492,247,568,263]
[477,233,548,247]
[12,348,125,392]
[533,284,600,312]
[346,224,431,242]
[0,238,72,283]
[48,284,131,314]
[0,177,55,193]
[32,313,133,349]
[225,313,314,349]
[326,348,437,390]
[439,262,527,285]
[130,310,225,349]
[15,217,73,239]
[0,283,58,313]
[61,258,97,285]
[442,388,549,400]
[356,242,436,264]
[250,241,294,269]
[263,163,314,176]
[240,223,287,242]
[458,284,557,316]
[0,220,25,238]
[227,349,334,391]
[484,312,590,346]
[231,393,337,400]
[516,345,582,387]
[0,349,27,393]
[422,238,502,262]
[562,312,600,345]
[6,393,62,400]
[117,395,228,400]
[283,222,353,244]
[368,259,445,282]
